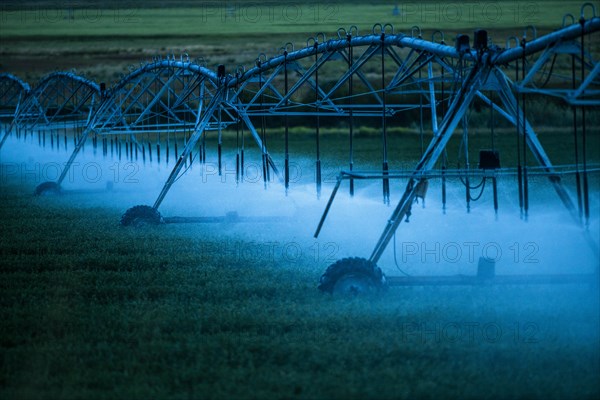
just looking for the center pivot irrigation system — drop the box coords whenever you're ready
[1,4,599,293]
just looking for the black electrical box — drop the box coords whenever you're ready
[455,34,470,53]
[474,29,488,50]
[217,64,226,78]
[479,150,500,169]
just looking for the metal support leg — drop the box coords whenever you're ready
[368,64,486,264]
[153,88,225,209]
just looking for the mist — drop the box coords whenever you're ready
[2,131,598,282]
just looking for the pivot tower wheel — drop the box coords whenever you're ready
[318,257,387,295]
[120,205,164,227]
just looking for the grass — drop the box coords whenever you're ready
[1,171,599,399]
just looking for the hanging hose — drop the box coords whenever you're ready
[522,37,529,219]
[492,177,498,214]
[572,54,583,220]
[381,32,390,205]
[515,55,524,217]
[458,56,471,212]
[419,57,424,156]
[314,42,322,198]
[580,15,590,226]
[156,137,161,164]
[200,89,206,164]
[187,131,192,167]
[217,68,223,176]
[258,60,268,188]
[348,33,355,197]
[235,71,240,184]
[490,92,498,214]
[440,52,447,213]
[167,82,171,165]
[441,164,447,212]
[490,92,495,151]
[217,106,222,176]
[284,50,290,192]
[241,105,245,180]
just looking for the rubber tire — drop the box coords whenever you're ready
[318,257,387,295]
[34,181,61,196]
[120,205,164,227]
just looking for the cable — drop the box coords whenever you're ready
[461,176,486,190]
[468,178,487,201]
[538,53,557,88]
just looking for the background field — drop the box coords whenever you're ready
[1,0,596,83]
[1,1,600,399]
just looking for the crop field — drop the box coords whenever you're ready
[1,127,599,398]
[1,0,600,399]
[1,169,599,399]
